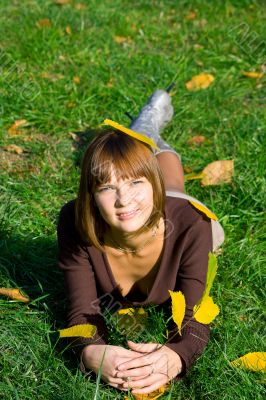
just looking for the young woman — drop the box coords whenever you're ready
[57,90,224,395]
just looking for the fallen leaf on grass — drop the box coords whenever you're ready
[185,10,197,20]
[186,73,215,91]
[242,71,263,79]
[59,324,97,338]
[75,3,86,10]
[231,352,266,372]
[185,160,234,186]
[113,35,132,44]
[65,25,72,35]
[73,76,80,84]
[40,72,64,81]
[54,0,72,5]
[0,288,30,302]
[168,290,185,335]
[201,160,234,186]
[124,384,169,399]
[36,19,52,28]
[193,295,220,324]
[8,119,28,135]
[203,253,218,299]
[187,135,206,146]
[2,144,24,154]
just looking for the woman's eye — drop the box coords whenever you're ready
[132,180,142,185]
[98,186,111,192]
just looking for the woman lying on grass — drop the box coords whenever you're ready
[57,90,224,395]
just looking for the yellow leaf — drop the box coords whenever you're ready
[2,144,24,154]
[231,352,266,372]
[201,160,234,186]
[126,383,169,399]
[186,73,215,91]
[189,201,218,221]
[193,296,219,324]
[40,72,64,82]
[36,18,52,28]
[242,71,263,79]
[65,25,72,35]
[73,76,80,84]
[59,324,97,338]
[168,290,186,335]
[8,119,28,135]
[203,253,218,298]
[185,10,197,20]
[113,35,132,44]
[75,2,86,10]
[102,119,160,150]
[54,0,72,5]
[187,135,206,146]
[0,288,30,302]
[185,172,204,181]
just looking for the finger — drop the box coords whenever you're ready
[132,379,168,395]
[122,373,167,391]
[116,364,154,379]
[127,341,161,353]
[117,353,161,372]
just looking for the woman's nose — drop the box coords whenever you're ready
[116,185,136,205]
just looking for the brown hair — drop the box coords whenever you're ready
[75,128,165,252]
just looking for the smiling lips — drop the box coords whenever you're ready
[117,209,139,220]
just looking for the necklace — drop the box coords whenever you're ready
[108,223,160,254]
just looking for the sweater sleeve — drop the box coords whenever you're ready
[57,202,109,372]
[164,218,213,379]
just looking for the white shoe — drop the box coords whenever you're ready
[130,90,174,140]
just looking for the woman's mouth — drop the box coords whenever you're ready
[117,209,139,220]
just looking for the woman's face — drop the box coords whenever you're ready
[93,165,154,234]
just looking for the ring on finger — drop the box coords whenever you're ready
[149,364,156,375]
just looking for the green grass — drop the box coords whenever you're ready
[0,0,265,399]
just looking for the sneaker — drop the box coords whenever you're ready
[130,90,174,140]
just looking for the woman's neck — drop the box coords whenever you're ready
[104,217,165,254]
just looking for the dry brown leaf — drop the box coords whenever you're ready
[186,73,215,91]
[69,132,78,140]
[242,71,263,79]
[40,72,64,81]
[65,25,72,35]
[113,35,132,44]
[54,0,71,5]
[187,135,206,146]
[2,144,24,154]
[184,165,193,173]
[185,10,197,20]
[0,288,30,302]
[201,160,234,186]
[73,76,80,84]
[75,3,86,10]
[67,102,76,108]
[106,77,115,88]
[8,119,28,135]
[193,43,204,50]
[37,18,52,28]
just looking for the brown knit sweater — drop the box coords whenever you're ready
[57,194,213,377]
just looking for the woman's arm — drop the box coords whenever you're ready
[57,201,144,388]
[164,218,213,377]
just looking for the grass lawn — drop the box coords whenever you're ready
[0,0,265,399]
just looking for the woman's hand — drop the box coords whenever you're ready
[82,344,148,391]
[115,340,184,395]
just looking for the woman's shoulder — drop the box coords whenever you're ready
[165,193,211,225]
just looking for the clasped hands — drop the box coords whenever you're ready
[83,340,183,395]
